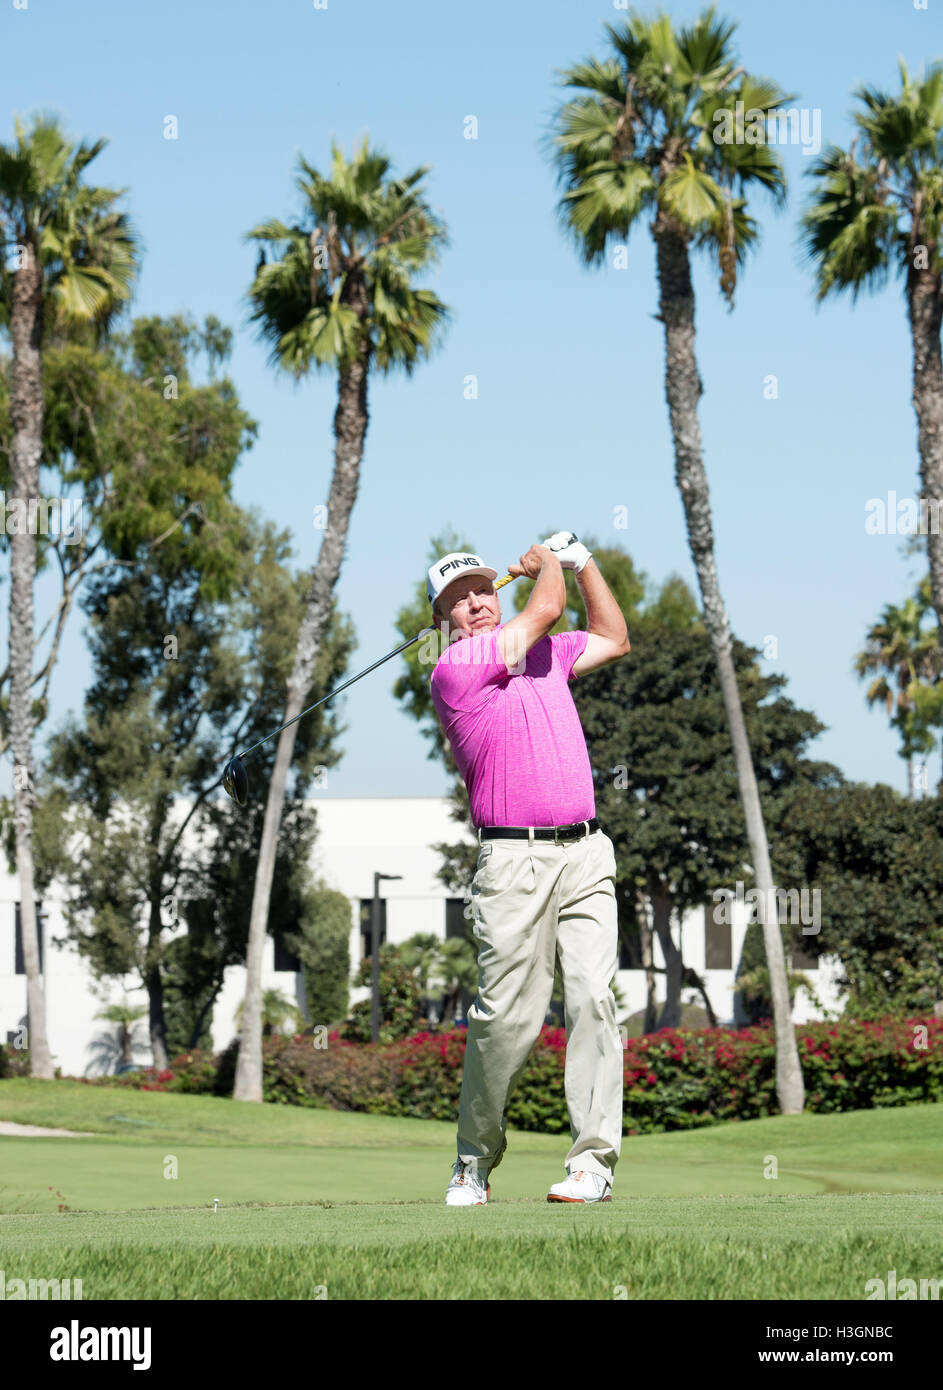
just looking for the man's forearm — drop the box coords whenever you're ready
[528,550,566,616]
[576,557,629,643]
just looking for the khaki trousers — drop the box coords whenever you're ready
[457,828,623,1183]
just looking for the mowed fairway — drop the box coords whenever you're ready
[1,1080,941,1299]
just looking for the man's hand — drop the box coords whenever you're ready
[507,543,553,581]
[540,531,593,572]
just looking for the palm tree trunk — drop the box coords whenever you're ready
[653,218,804,1113]
[652,893,683,1028]
[145,896,169,1070]
[8,241,54,1080]
[635,890,658,1033]
[906,246,943,635]
[233,352,370,1102]
[682,965,719,1028]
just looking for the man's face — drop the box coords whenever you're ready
[434,574,501,639]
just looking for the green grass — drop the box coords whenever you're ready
[1,1080,941,1299]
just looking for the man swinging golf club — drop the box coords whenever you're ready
[427,531,630,1205]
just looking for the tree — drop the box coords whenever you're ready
[235,989,303,1039]
[0,112,138,1077]
[161,929,217,1057]
[549,8,805,1110]
[401,931,478,1026]
[577,606,840,1027]
[0,311,258,755]
[343,943,423,1043]
[399,932,442,1020]
[93,1000,147,1069]
[283,881,352,1029]
[1,312,262,1067]
[435,937,478,1027]
[802,61,943,634]
[769,779,943,1019]
[854,574,943,796]
[234,136,451,1101]
[26,512,352,1069]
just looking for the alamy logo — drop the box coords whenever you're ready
[712,880,821,934]
[0,1269,82,1300]
[50,1320,151,1371]
[0,493,84,544]
[712,101,822,156]
[865,1269,941,1300]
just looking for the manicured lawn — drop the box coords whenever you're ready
[1,1080,940,1298]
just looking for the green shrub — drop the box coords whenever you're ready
[342,944,423,1043]
[0,1044,31,1079]
[30,1014,943,1137]
[284,882,352,1028]
[254,1015,943,1134]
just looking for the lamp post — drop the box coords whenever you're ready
[371,872,402,1043]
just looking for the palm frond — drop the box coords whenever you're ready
[559,161,655,264]
[245,137,450,377]
[800,145,899,300]
[547,10,786,276]
[853,62,943,167]
[660,156,726,226]
[556,56,626,105]
[675,6,740,90]
[0,114,139,329]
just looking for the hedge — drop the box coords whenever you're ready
[12,1014,939,1136]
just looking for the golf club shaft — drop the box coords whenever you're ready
[236,571,516,761]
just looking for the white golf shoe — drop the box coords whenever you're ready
[547,1169,612,1203]
[445,1160,490,1206]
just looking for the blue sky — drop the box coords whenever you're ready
[1,0,940,801]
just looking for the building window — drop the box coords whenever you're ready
[704,907,732,970]
[359,898,387,961]
[15,901,46,975]
[792,932,818,970]
[445,898,468,940]
[273,931,300,972]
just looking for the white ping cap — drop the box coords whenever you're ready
[427,551,498,610]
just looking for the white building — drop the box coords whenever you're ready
[0,796,843,1076]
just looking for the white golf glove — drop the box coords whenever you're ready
[540,530,593,572]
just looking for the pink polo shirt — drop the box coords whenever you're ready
[429,623,595,829]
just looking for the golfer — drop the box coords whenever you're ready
[427,532,630,1205]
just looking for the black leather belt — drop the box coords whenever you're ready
[479,818,599,843]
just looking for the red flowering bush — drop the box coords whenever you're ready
[254,1013,943,1135]
[70,1050,219,1094]
[29,1015,943,1137]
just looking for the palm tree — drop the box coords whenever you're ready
[855,575,943,795]
[400,932,443,1021]
[548,8,805,1111]
[436,938,478,1029]
[802,61,943,633]
[94,1001,148,1069]
[235,988,303,1039]
[0,113,138,1079]
[233,137,450,1101]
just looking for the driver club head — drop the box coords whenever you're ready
[223,756,249,807]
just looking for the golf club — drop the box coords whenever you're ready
[222,570,518,806]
